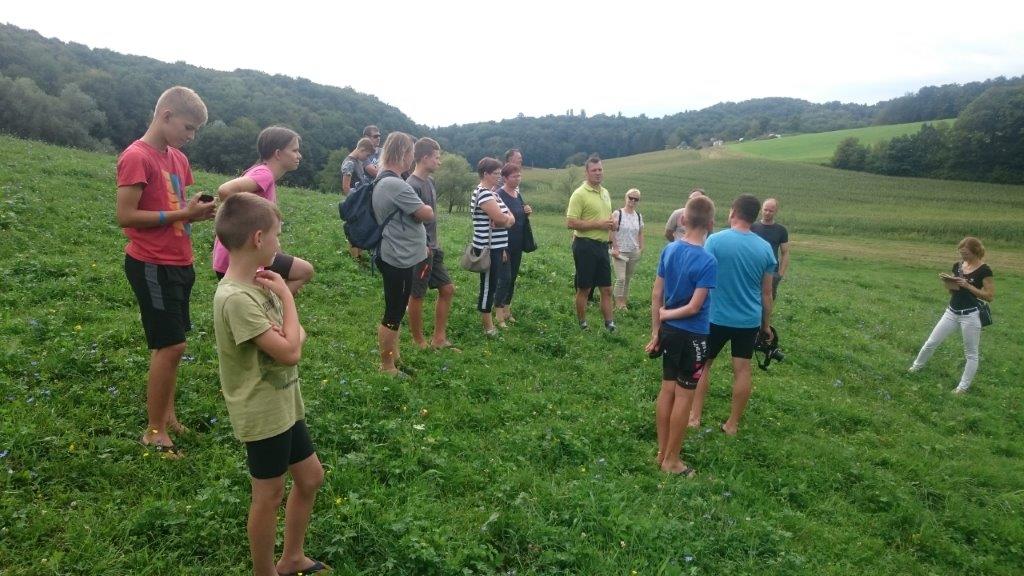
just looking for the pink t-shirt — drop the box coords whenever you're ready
[117,140,195,266]
[212,165,278,273]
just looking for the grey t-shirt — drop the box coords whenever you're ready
[406,173,438,249]
[666,208,686,240]
[372,174,426,268]
[340,155,367,193]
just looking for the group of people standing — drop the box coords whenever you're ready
[115,85,997,574]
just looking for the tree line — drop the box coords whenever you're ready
[2,23,1021,187]
[830,85,1024,184]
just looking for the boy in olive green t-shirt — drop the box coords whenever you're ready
[212,192,328,576]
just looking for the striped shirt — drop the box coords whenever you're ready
[471,186,510,249]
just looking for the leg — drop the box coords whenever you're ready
[284,256,314,295]
[378,325,399,372]
[689,357,715,427]
[145,342,186,447]
[407,296,428,349]
[612,255,628,308]
[277,453,325,575]
[655,380,675,464]
[575,288,589,323]
[956,313,982,391]
[505,248,522,321]
[622,252,640,307]
[249,475,287,576]
[911,310,958,370]
[431,283,455,347]
[599,286,614,323]
[478,261,496,332]
[661,384,696,474]
[722,357,753,435]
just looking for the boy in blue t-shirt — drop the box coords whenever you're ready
[646,195,717,477]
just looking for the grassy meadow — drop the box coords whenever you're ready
[727,120,956,165]
[1,134,1023,575]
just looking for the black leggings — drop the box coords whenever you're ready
[477,247,509,313]
[495,244,522,307]
[376,256,413,331]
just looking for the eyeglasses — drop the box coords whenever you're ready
[628,197,640,202]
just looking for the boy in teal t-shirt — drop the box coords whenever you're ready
[212,192,328,576]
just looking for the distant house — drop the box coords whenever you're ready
[738,138,744,142]
[712,139,724,147]
[769,133,782,139]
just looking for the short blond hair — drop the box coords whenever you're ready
[154,86,208,124]
[215,192,282,250]
[355,137,376,153]
[685,195,715,231]
[624,188,640,200]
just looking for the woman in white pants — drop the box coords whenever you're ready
[910,237,995,394]
[610,188,645,310]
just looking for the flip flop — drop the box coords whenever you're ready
[278,559,330,576]
[667,466,696,478]
[139,440,184,460]
[430,341,462,353]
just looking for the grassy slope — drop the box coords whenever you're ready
[727,120,956,164]
[1,135,1022,575]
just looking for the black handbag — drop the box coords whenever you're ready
[977,299,993,327]
[522,216,537,253]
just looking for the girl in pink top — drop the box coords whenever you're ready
[212,126,314,294]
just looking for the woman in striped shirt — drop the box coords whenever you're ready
[471,157,516,336]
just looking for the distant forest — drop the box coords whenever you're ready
[2,23,1022,187]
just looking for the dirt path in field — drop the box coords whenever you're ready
[796,234,1024,274]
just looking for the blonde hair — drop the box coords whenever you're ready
[215,192,282,250]
[380,132,415,167]
[624,188,641,200]
[958,236,986,258]
[154,86,208,124]
[684,195,715,231]
[355,137,376,153]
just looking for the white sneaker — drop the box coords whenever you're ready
[908,364,922,373]
[953,385,969,395]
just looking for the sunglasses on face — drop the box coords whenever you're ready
[628,197,640,202]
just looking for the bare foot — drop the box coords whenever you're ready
[661,461,696,477]
[140,429,183,460]
[720,423,738,436]
[687,419,701,429]
[167,420,190,436]
[413,339,429,350]
[655,450,665,466]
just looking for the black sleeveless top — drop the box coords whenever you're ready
[948,261,992,311]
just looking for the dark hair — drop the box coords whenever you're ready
[477,157,502,178]
[505,148,522,162]
[414,137,441,162]
[585,154,602,168]
[731,194,761,224]
[362,125,380,137]
[500,163,521,178]
[215,192,282,250]
[257,126,300,162]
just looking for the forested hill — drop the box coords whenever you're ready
[2,22,1022,180]
[0,23,422,187]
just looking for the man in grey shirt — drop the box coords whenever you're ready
[407,138,457,350]
[664,187,707,241]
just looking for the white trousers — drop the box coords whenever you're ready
[612,251,642,300]
[912,308,982,389]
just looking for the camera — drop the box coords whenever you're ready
[754,326,784,370]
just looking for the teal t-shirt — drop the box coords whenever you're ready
[704,228,777,328]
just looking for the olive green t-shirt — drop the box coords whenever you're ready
[213,279,304,442]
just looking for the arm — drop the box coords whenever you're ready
[217,176,260,201]
[778,242,790,277]
[760,273,774,339]
[252,271,303,366]
[664,210,679,241]
[956,275,995,302]
[482,197,514,228]
[609,210,620,255]
[659,288,709,321]
[116,184,214,228]
[645,276,665,354]
[638,220,645,253]
[341,173,352,195]
[412,204,435,223]
[566,217,612,231]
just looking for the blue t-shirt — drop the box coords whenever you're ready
[658,241,717,334]
[704,228,777,328]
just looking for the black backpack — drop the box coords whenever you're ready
[338,171,400,250]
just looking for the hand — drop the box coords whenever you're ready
[760,328,774,344]
[523,204,533,216]
[644,335,660,355]
[253,269,289,298]
[604,217,616,231]
[611,247,620,258]
[658,306,670,321]
[186,193,217,222]
[269,324,285,337]
[953,277,969,288]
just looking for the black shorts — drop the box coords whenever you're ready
[124,254,195,349]
[411,248,452,299]
[660,324,708,389]
[375,256,413,331]
[572,237,611,289]
[707,323,760,360]
[215,252,295,281]
[244,420,316,480]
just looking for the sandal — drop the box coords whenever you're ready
[139,439,184,460]
[278,559,330,576]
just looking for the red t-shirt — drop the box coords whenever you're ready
[117,140,195,266]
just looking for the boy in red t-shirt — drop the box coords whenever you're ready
[116,86,217,458]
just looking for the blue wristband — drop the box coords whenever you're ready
[158,211,166,225]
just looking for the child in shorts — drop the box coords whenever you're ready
[645,195,717,477]
[212,192,327,576]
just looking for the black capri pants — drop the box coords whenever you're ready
[376,256,414,331]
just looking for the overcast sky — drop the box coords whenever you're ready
[5,1,1023,127]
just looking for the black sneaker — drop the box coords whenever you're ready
[605,321,617,333]
[579,320,589,330]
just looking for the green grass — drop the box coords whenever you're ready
[1,134,1023,575]
[727,120,956,164]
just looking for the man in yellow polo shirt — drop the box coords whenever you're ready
[566,155,617,331]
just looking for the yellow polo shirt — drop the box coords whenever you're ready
[566,182,612,241]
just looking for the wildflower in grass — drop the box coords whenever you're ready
[0,450,8,459]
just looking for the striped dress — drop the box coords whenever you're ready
[471,186,510,249]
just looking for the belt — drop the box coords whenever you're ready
[948,307,978,315]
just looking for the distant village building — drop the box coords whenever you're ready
[712,139,724,147]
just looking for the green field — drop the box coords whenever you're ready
[1,135,1023,575]
[726,120,956,165]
